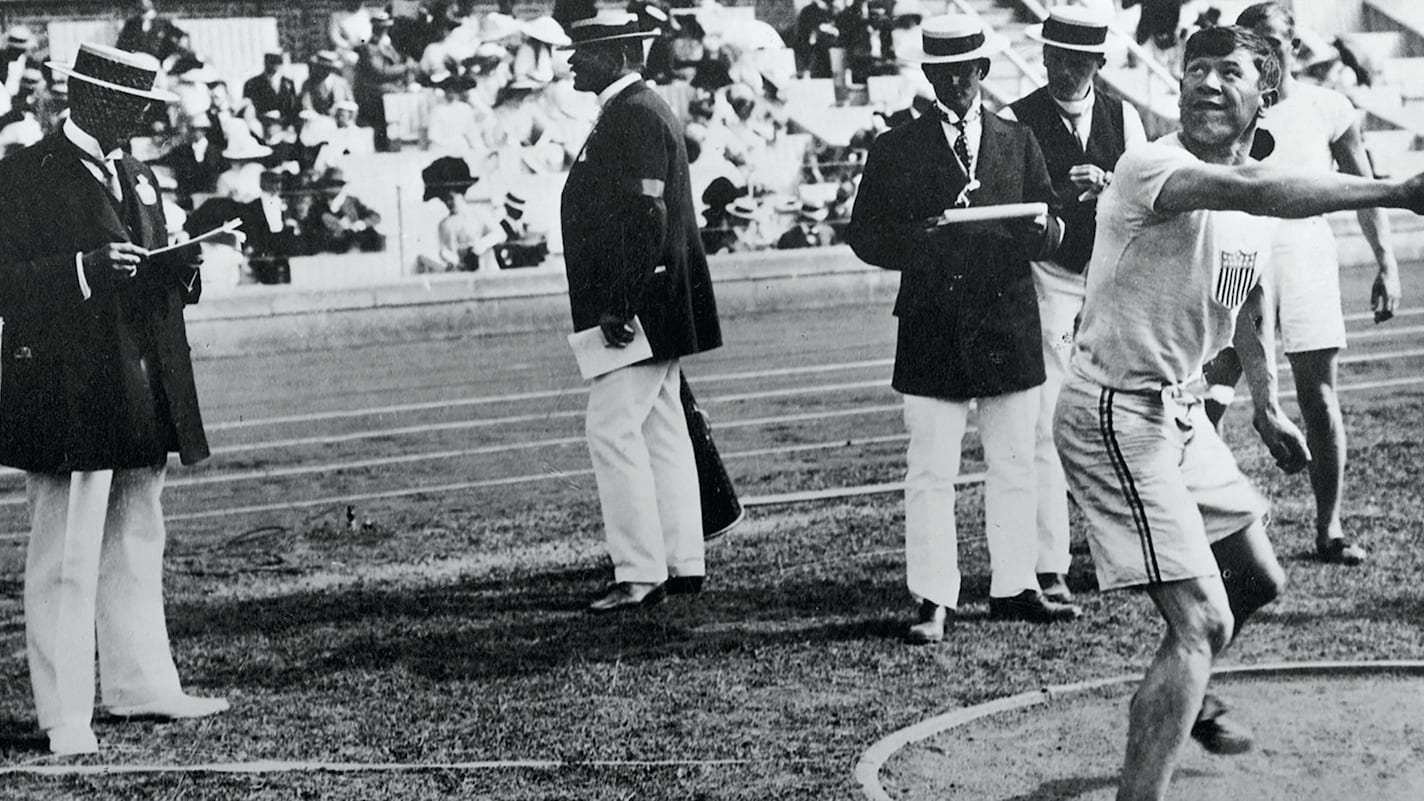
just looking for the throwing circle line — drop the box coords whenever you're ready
[854,659,1424,801]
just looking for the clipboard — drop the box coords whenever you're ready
[935,202,1048,226]
[567,316,654,380]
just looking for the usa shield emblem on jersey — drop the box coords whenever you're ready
[1213,250,1258,308]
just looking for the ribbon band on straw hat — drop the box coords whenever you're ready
[48,42,178,103]
[1025,6,1110,55]
[558,11,659,50]
[904,15,1000,64]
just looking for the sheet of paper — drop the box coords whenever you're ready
[567,316,654,380]
[144,218,244,258]
[935,202,1048,226]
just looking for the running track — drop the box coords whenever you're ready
[0,265,1418,545]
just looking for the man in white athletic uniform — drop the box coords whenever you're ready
[1055,24,1424,801]
[1202,1,1403,566]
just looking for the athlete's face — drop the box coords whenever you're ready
[1178,48,1267,148]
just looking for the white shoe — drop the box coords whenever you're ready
[107,693,230,720]
[47,725,99,756]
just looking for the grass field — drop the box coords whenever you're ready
[2,391,1420,800]
[0,280,1421,800]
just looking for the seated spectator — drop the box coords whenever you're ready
[244,169,302,283]
[775,201,835,249]
[686,126,742,217]
[213,130,272,203]
[0,68,43,156]
[302,50,355,117]
[354,11,415,151]
[206,79,243,151]
[1,26,38,108]
[117,0,188,67]
[258,110,302,179]
[713,195,764,254]
[307,167,385,253]
[169,56,216,123]
[794,0,839,79]
[244,51,301,128]
[700,175,746,254]
[492,191,549,269]
[425,76,484,155]
[151,113,226,208]
[416,155,501,272]
[313,99,377,170]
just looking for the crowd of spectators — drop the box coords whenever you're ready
[0,0,1392,285]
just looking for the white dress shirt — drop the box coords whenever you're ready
[936,98,983,179]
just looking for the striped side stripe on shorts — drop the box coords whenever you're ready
[1097,388,1163,584]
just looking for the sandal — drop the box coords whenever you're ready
[1316,538,1367,566]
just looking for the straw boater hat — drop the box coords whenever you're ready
[725,196,759,220]
[798,201,830,222]
[558,11,659,50]
[1025,5,1111,55]
[903,15,1000,64]
[311,50,344,71]
[48,42,179,103]
[6,26,35,50]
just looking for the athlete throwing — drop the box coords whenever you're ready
[1054,25,1424,801]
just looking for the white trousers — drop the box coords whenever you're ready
[25,467,183,733]
[904,389,1039,607]
[586,359,704,584]
[1032,260,1086,576]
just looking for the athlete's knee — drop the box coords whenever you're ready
[1168,593,1235,658]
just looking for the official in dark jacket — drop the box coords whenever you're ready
[1004,5,1147,608]
[1,43,228,757]
[848,16,1081,644]
[560,11,722,613]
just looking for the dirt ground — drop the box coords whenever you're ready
[882,672,1424,801]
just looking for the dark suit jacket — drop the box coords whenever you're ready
[848,111,1057,400]
[0,133,208,472]
[561,80,721,361]
[1009,85,1127,274]
[243,73,302,125]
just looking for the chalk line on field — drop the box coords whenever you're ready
[0,757,765,778]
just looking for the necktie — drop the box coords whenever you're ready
[939,106,973,177]
[76,147,123,200]
[1062,111,1086,150]
[952,118,972,176]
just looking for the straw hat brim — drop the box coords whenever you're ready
[557,30,659,50]
[901,39,1001,64]
[1025,25,1109,55]
[47,60,179,102]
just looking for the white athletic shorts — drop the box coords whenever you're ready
[1272,217,1347,354]
[1053,376,1269,591]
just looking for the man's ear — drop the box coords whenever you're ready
[1260,86,1279,109]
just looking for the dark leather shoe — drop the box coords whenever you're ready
[988,589,1082,622]
[1037,572,1074,604]
[1191,693,1254,755]
[906,599,952,644]
[667,575,704,595]
[588,581,666,613]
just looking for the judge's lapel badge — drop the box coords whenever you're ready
[134,173,158,206]
[1213,249,1257,309]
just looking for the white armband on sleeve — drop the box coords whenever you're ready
[75,252,92,301]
